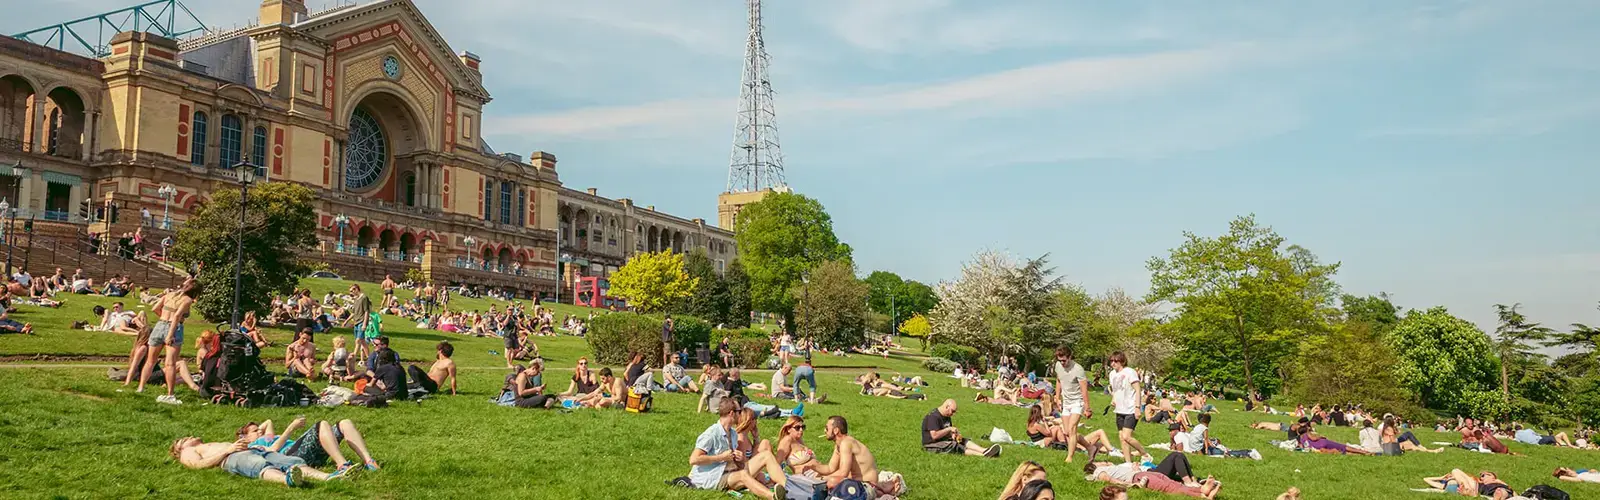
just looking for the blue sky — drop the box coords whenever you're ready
[18,0,1599,334]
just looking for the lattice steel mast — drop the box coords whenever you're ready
[726,0,786,193]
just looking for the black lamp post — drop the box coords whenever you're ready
[1,200,12,276]
[230,162,257,327]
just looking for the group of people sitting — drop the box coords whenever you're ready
[682,403,906,500]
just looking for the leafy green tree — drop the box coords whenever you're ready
[733,192,851,331]
[899,313,932,338]
[1492,303,1554,401]
[864,271,940,328]
[609,251,698,314]
[793,260,870,349]
[1287,320,1421,416]
[679,250,733,324]
[1385,306,1500,413]
[1146,215,1339,397]
[1049,285,1118,362]
[171,182,317,322]
[724,259,752,328]
[1341,293,1402,333]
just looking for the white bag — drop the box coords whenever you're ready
[988,427,1013,443]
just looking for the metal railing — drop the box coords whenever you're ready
[0,232,182,289]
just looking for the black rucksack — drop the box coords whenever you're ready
[1524,485,1570,500]
[204,330,274,403]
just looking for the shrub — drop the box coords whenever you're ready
[715,328,773,368]
[669,315,713,352]
[930,344,980,367]
[922,357,959,373]
[586,313,663,365]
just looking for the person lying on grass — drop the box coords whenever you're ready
[1025,404,1116,460]
[1296,421,1374,455]
[1422,469,1514,499]
[172,434,347,487]
[684,399,789,500]
[1084,452,1221,499]
[92,302,143,334]
[721,368,802,418]
[922,399,1001,457]
[238,416,382,473]
[1554,467,1600,483]
[1513,423,1575,447]
[860,372,923,400]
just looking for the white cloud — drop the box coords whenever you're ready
[485,98,733,139]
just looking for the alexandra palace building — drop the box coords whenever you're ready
[0,0,736,299]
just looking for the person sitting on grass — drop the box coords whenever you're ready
[238,416,381,474]
[582,367,625,409]
[322,336,353,382]
[771,363,796,399]
[1381,415,1443,453]
[1422,470,1515,499]
[922,399,1001,457]
[661,352,699,393]
[512,361,558,409]
[284,329,318,380]
[562,358,599,398]
[1000,461,1047,500]
[726,368,804,418]
[682,399,789,500]
[774,417,821,477]
[1007,480,1055,500]
[623,351,652,391]
[362,348,406,401]
[410,341,457,395]
[1024,405,1117,459]
[734,408,775,457]
[171,434,344,487]
[813,415,886,492]
[1554,467,1600,483]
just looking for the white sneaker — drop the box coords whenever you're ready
[1109,449,1125,458]
[1248,450,1262,460]
[156,395,182,405]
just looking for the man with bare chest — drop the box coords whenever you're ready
[816,416,880,490]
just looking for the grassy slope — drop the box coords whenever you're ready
[2,280,1599,499]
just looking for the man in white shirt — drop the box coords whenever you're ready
[1054,346,1092,463]
[686,399,787,499]
[12,270,31,287]
[1107,351,1148,463]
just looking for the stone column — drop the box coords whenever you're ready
[29,96,46,153]
[12,167,30,212]
[27,170,43,213]
[80,109,95,161]
[67,184,83,222]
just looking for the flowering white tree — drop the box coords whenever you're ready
[928,250,1063,360]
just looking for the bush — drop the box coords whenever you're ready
[715,328,773,368]
[586,313,664,365]
[668,315,713,352]
[931,344,980,367]
[922,357,959,373]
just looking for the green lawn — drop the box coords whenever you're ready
[2,280,1598,499]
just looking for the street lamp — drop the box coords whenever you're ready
[0,200,10,275]
[229,162,257,327]
[157,185,176,230]
[463,235,477,268]
[85,197,96,223]
[333,214,350,253]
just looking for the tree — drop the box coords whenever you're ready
[1341,293,1401,333]
[1492,303,1554,401]
[927,250,1063,363]
[733,192,851,331]
[679,250,733,324]
[1549,302,1600,360]
[1385,306,1500,413]
[793,260,870,349]
[1146,215,1339,397]
[864,271,941,329]
[724,259,753,328]
[899,313,932,338]
[171,182,318,322]
[609,251,698,314]
[1286,320,1420,416]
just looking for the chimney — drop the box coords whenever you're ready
[586,188,597,196]
[647,205,655,211]
[107,32,180,65]
[529,151,557,170]
[459,51,481,77]
[260,0,309,26]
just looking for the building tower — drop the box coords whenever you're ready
[718,0,789,229]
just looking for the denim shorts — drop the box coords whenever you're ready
[147,321,184,347]
[223,449,305,479]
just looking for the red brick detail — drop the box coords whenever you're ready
[176,103,190,158]
[477,177,484,217]
[147,48,175,60]
[442,169,451,209]
[322,138,331,185]
[272,128,285,176]
[465,58,479,70]
[112,46,128,56]
[526,188,535,227]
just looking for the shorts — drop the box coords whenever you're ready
[1116,413,1139,430]
[924,440,966,454]
[1445,483,1459,494]
[147,321,183,347]
[1539,435,1556,445]
[1061,400,1085,416]
[503,334,519,350]
[384,289,393,296]
[222,449,305,479]
[285,424,345,467]
[780,345,792,353]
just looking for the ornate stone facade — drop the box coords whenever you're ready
[0,0,734,300]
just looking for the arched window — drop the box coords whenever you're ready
[344,108,387,191]
[219,114,243,168]
[404,173,417,207]
[499,182,513,224]
[251,126,268,177]
[190,111,208,166]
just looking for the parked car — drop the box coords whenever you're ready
[308,271,342,279]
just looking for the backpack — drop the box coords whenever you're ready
[259,379,316,407]
[625,388,653,413]
[828,479,869,500]
[1524,485,1570,500]
[349,393,389,408]
[204,331,274,402]
[785,475,827,500]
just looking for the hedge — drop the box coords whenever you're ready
[715,328,773,369]
[586,313,663,365]
[930,344,980,367]
[922,357,959,373]
[660,314,712,352]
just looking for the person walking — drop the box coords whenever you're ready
[1107,352,1149,463]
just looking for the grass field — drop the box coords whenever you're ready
[2,279,1598,499]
